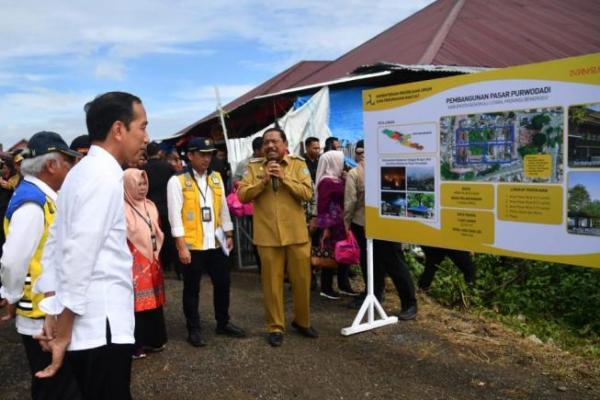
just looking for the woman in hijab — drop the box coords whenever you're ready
[124,168,167,359]
[315,150,358,299]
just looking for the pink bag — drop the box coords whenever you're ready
[242,202,254,216]
[227,190,254,217]
[226,191,245,218]
[335,230,360,265]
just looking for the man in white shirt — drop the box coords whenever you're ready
[35,91,149,400]
[0,131,81,399]
[167,137,246,347]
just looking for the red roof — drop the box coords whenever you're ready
[169,0,600,139]
[296,0,600,86]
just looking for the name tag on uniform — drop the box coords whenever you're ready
[201,207,212,222]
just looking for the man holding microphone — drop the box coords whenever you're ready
[239,127,317,347]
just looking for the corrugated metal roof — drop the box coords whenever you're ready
[169,0,600,138]
[295,0,600,86]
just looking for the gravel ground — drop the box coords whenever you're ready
[1,270,598,400]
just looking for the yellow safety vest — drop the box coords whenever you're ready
[3,181,55,319]
[177,170,223,250]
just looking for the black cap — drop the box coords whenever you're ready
[70,135,90,154]
[187,137,216,153]
[25,131,82,159]
[356,139,364,149]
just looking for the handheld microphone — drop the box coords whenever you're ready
[267,155,279,192]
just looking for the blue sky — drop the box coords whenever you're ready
[0,0,434,148]
[570,171,600,201]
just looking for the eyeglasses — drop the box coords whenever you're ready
[355,149,364,155]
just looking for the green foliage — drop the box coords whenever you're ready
[441,160,459,180]
[518,145,538,158]
[469,145,483,155]
[528,113,551,130]
[406,251,600,356]
[532,133,547,147]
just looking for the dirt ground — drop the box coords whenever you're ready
[1,271,599,400]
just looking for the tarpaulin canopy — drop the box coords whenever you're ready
[225,87,332,175]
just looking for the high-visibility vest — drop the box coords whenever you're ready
[177,170,223,250]
[3,180,55,319]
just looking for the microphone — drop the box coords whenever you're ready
[267,155,279,192]
[272,176,278,192]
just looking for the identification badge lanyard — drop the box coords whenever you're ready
[191,173,212,222]
[126,200,158,252]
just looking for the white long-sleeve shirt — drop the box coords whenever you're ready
[166,168,233,250]
[0,176,55,336]
[38,145,134,351]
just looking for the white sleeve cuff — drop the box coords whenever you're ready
[171,226,185,237]
[38,296,65,316]
[221,221,234,232]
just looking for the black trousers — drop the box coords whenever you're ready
[21,334,81,400]
[320,264,352,292]
[350,223,368,291]
[418,246,476,289]
[373,240,417,310]
[64,321,132,400]
[348,225,416,309]
[182,249,231,332]
[159,214,176,271]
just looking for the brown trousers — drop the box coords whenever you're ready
[257,242,311,333]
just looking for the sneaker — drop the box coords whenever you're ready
[132,347,147,360]
[339,287,359,297]
[320,289,341,300]
[143,344,166,353]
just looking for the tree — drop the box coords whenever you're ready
[532,133,547,147]
[568,184,591,212]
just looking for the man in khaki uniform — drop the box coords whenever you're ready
[239,127,318,347]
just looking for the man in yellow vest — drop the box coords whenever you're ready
[239,127,318,347]
[167,137,246,347]
[0,131,81,399]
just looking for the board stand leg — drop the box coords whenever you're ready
[341,238,398,336]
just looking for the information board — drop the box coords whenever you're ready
[363,53,600,268]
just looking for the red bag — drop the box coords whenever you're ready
[335,230,360,264]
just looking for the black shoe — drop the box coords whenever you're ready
[216,322,246,338]
[398,305,417,321]
[187,331,206,347]
[291,321,319,338]
[267,332,284,347]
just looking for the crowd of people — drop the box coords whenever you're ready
[0,91,475,399]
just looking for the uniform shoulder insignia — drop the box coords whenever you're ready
[249,157,264,163]
[288,154,305,161]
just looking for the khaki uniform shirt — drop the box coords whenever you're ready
[238,155,313,247]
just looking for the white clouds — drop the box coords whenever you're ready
[0,88,93,146]
[94,61,127,81]
[0,0,436,143]
[0,1,434,64]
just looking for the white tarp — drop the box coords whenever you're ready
[226,86,331,174]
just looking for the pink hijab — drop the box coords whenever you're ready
[315,150,345,188]
[123,168,164,260]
